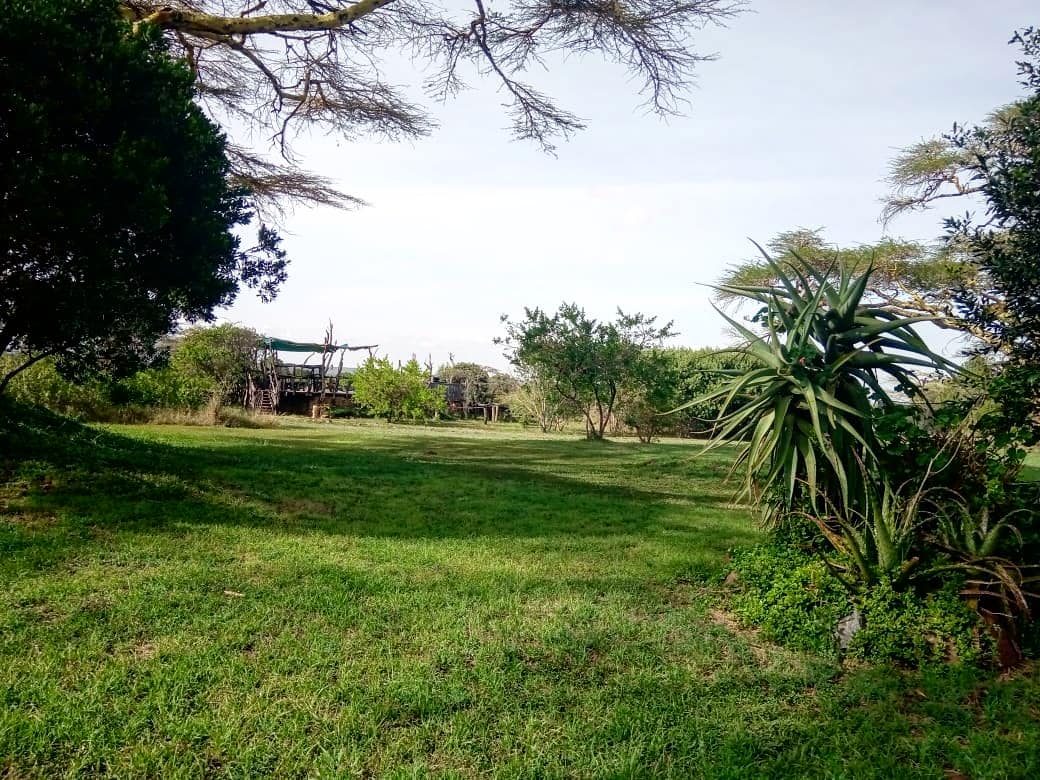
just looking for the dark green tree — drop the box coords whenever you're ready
[0,0,287,394]
[948,28,1040,367]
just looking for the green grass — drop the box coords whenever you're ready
[1,408,1038,778]
[1023,449,1040,482]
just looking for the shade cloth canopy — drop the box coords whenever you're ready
[260,337,374,353]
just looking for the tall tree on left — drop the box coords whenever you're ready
[0,0,287,395]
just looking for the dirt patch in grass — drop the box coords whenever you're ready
[709,607,772,664]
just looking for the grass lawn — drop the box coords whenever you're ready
[1,409,1038,778]
[1023,449,1040,482]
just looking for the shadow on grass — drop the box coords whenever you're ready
[1,402,757,570]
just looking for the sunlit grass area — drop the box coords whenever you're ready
[2,410,1038,778]
[1022,449,1040,482]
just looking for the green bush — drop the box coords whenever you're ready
[0,356,118,420]
[114,367,210,410]
[0,355,212,421]
[352,357,447,421]
[848,579,987,667]
[730,544,846,655]
[729,543,990,666]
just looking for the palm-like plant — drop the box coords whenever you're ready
[686,248,955,522]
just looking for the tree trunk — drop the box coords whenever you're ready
[0,352,53,396]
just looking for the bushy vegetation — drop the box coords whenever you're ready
[697,252,1038,668]
[0,325,264,424]
[0,354,209,422]
[351,356,447,421]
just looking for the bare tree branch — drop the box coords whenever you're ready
[115,0,742,209]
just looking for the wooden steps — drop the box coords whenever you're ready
[255,389,275,414]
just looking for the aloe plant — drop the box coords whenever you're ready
[806,478,922,592]
[685,248,955,522]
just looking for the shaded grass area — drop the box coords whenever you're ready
[1,406,1038,778]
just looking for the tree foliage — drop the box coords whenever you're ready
[498,303,675,439]
[874,29,1040,360]
[0,0,287,394]
[352,356,446,420]
[437,361,518,409]
[716,230,991,346]
[114,0,743,210]
[947,28,1040,367]
[171,325,261,409]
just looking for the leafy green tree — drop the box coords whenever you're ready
[498,304,675,439]
[871,29,1040,367]
[947,28,1040,366]
[874,28,1040,443]
[0,0,286,396]
[657,347,755,437]
[352,357,446,421]
[616,349,678,442]
[171,325,261,411]
[350,357,401,419]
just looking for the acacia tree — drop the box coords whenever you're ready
[946,29,1040,364]
[715,230,994,347]
[723,31,1040,358]
[498,303,674,439]
[0,0,287,395]
[115,0,743,211]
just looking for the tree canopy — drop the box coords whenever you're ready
[116,0,743,211]
[715,230,990,346]
[0,0,287,393]
[946,28,1040,365]
[498,303,674,439]
[171,324,262,410]
[352,356,446,420]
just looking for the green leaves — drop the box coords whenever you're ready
[686,248,953,521]
[499,304,675,439]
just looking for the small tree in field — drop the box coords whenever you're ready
[352,357,446,421]
[505,369,572,433]
[171,325,260,414]
[498,303,675,439]
[616,349,678,442]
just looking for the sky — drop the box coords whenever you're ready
[219,1,1037,371]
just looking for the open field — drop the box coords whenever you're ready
[1,410,1038,778]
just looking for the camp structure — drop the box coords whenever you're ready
[246,328,376,416]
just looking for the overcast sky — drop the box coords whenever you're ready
[218,1,1036,370]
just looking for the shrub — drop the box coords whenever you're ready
[352,356,447,421]
[848,579,986,667]
[729,543,990,666]
[0,355,118,420]
[730,544,847,655]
